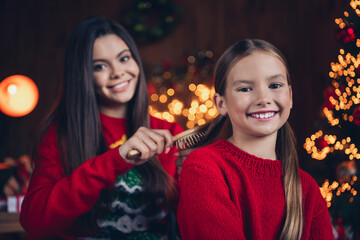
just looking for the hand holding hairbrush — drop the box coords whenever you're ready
[126,115,225,159]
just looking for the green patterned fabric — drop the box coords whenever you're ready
[85,168,168,240]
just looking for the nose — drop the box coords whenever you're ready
[256,87,271,106]
[110,63,125,79]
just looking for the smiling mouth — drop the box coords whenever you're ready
[109,80,130,89]
[248,112,277,119]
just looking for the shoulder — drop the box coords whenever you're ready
[299,169,328,209]
[149,115,183,135]
[299,169,320,191]
[182,141,224,171]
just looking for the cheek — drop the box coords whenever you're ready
[93,73,107,87]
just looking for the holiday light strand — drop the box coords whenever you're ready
[304,130,360,160]
[320,176,358,207]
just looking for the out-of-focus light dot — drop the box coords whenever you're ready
[196,112,203,119]
[188,114,195,121]
[206,51,213,58]
[197,84,205,91]
[187,121,195,129]
[175,102,183,109]
[167,115,175,122]
[159,94,167,103]
[183,109,189,117]
[198,119,206,125]
[189,83,196,91]
[154,112,162,118]
[189,108,196,115]
[162,112,170,119]
[151,94,159,101]
[205,100,213,107]
[188,56,195,63]
[208,109,216,116]
[174,108,181,115]
[191,101,199,108]
[167,88,175,96]
[199,104,207,113]
[163,72,171,79]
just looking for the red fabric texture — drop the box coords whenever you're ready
[20,114,182,239]
[178,140,334,240]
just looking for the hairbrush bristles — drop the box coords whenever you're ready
[175,130,207,149]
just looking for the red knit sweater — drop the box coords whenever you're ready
[20,114,183,239]
[178,140,334,240]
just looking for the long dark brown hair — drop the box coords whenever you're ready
[34,17,173,231]
[214,39,303,240]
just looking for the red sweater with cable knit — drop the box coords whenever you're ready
[178,140,334,240]
[20,114,182,239]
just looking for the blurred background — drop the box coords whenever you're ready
[0,0,359,239]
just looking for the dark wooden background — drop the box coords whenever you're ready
[0,0,348,172]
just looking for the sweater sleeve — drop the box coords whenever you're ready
[177,150,246,240]
[308,182,334,239]
[20,125,134,237]
[300,171,334,240]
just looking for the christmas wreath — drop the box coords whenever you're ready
[123,0,183,44]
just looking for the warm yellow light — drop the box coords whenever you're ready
[189,84,196,91]
[159,94,168,103]
[0,75,39,117]
[151,94,159,101]
[167,88,175,96]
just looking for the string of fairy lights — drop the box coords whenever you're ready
[304,0,360,207]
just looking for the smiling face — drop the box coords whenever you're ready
[92,34,140,117]
[214,51,293,142]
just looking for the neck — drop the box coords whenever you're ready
[99,104,127,118]
[228,132,278,160]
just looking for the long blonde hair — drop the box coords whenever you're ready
[214,39,303,240]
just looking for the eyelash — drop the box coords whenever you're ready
[93,55,132,72]
[269,83,283,89]
[236,83,283,92]
[93,64,106,72]
[120,56,130,62]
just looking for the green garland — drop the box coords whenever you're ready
[123,0,183,44]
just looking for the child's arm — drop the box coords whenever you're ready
[20,125,133,237]
[177,154,246,240]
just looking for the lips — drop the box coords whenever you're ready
[108,80,130,89]
[247,111,278,119]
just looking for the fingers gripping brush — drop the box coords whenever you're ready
[126,115,226,159]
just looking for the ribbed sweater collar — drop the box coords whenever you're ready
[214,140,283,176]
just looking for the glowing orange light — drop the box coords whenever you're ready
[0,75,39,117]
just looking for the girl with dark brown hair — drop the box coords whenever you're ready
[20,17,183,239]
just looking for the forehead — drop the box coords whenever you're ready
[93,34,129,58]
[227,52,287,82]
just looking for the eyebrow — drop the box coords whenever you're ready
[92,49,131,62]
[232,74,286,86]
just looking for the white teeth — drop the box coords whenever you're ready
[251,112,275,119]
[113,81,129,89]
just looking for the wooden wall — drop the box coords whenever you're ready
[0,0,348,169]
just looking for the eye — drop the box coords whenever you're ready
[269,83,283,89]
[120,55,130,62]
[236,87,252,92]
[93,64,106,72]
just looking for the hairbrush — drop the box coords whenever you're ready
[126,115,226,159]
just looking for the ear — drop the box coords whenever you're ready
[289,85,293,109]
[213,93,228,116]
